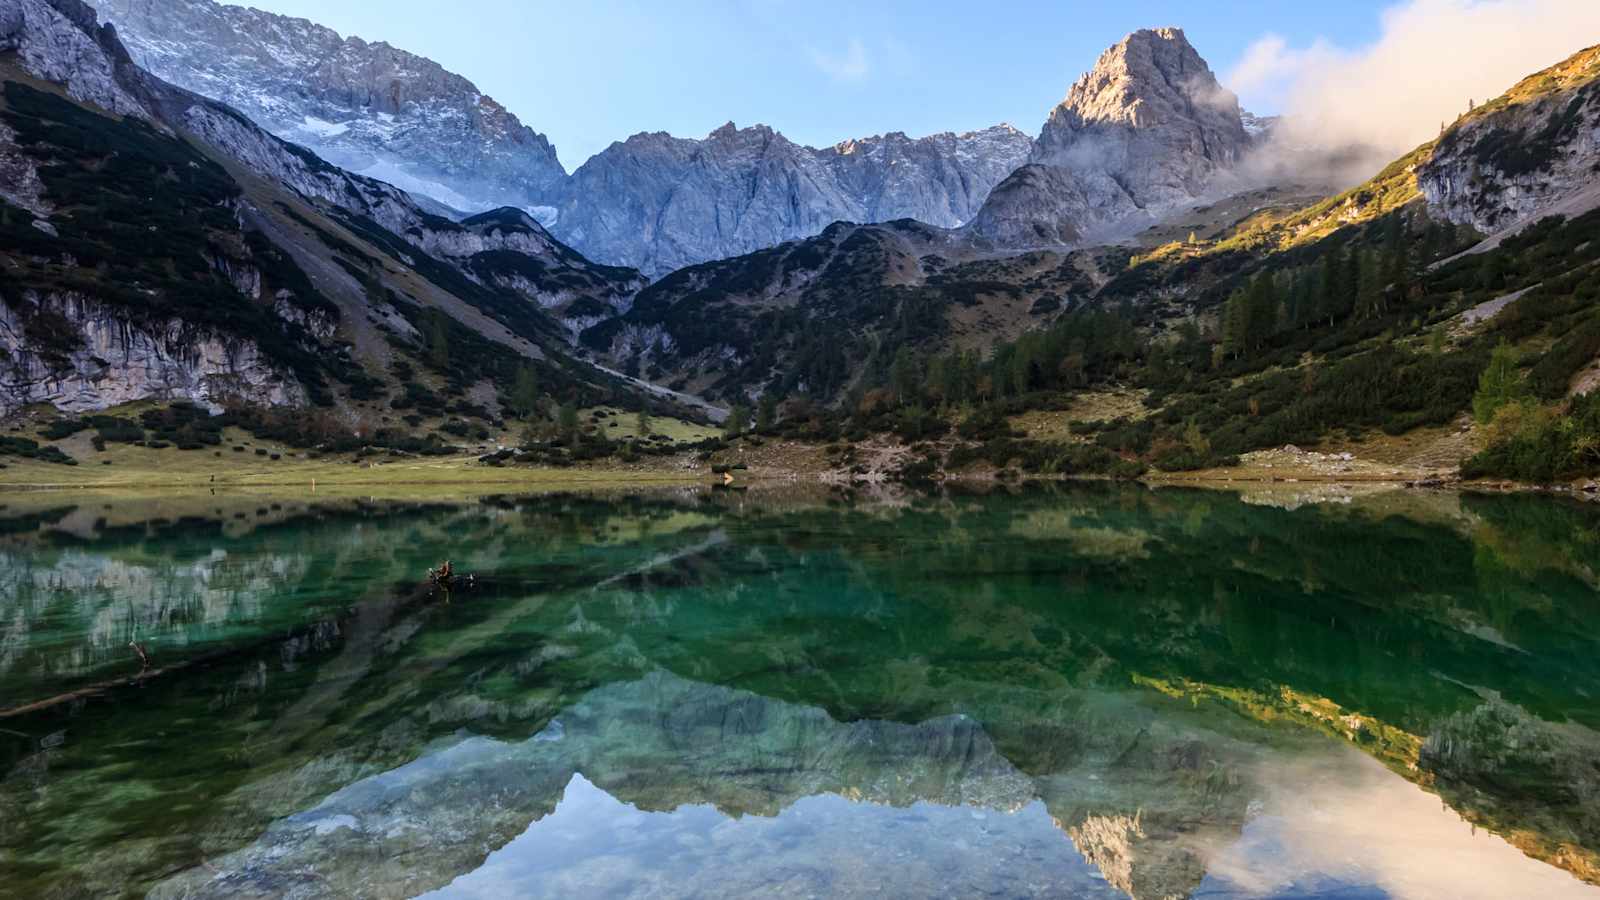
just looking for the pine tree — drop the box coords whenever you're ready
[509,364,541,420]
[1221,288,1250,359]
[724,404,751,437]
[1010,342,1033,395]
[1339,245,1361,321]
[635,404,653,437]
[890,347,921,407]
[1480,253,1508,293]
[1473,342,1529,424]
[924,355,948,405]
[757,394,778,431]
[557,402,579,442]
[1246,273,1277,349]
[1314,253,1336,327]
[1357,249,1383,319]
[1381,215,1411,299]
[426,310,451,371]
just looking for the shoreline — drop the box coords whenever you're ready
[0,435,1583,498]
[0,466,1570,497]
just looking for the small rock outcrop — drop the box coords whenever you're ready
[1419,43,1600,235]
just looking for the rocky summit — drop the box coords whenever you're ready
[968,27,1250,249]
[92,0,568,217]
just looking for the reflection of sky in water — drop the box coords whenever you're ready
[423,774,1121,899]
[1199,750,1600,900]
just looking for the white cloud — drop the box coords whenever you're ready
[1229,0,1600,162]
[809,37,870,82]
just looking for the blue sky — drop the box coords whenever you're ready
[222,1,1394,170]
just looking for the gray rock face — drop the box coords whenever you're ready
[87,0,1035,274]
[0,291,307,415]
[968,27,1249,249]
[8,0,153,118]
[554,122,1034,275]
[92,0,567,216]
[1419,45,1600,236]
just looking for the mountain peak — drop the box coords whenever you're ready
[1123,26,1191,49]
[968,25,1248,249]
[707,121,779,142]
[1053,25,1232,132]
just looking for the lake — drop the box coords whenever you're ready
[2,483,1598,899]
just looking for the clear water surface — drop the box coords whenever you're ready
[2,483,1598,899]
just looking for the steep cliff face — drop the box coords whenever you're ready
[1,0,153,118]
[553,123,1034,275]
[0,1,336,418]
[0,292,305,414]
[1419,44,1600,236]
[827,125,1034,224]
[92,0,567,216]
[968,28,1249,249]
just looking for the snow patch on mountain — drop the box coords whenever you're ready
[92,0,569,214]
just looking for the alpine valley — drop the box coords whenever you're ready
[0,0,1598,491]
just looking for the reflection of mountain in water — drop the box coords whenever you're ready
[150,671,1599,900]
[4,487,1600,897]
[153,673,1102,898]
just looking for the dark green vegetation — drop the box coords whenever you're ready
[3,487,1599,895]
[0,82,348,399]
[1447,212,1600,482]
[0,435,75,465]
[582,221,1098,404]
[1464,367,1600,483]
[694,196,1600,481]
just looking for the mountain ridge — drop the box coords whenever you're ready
[86,0,1038,274]
[554,119,1034,275]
